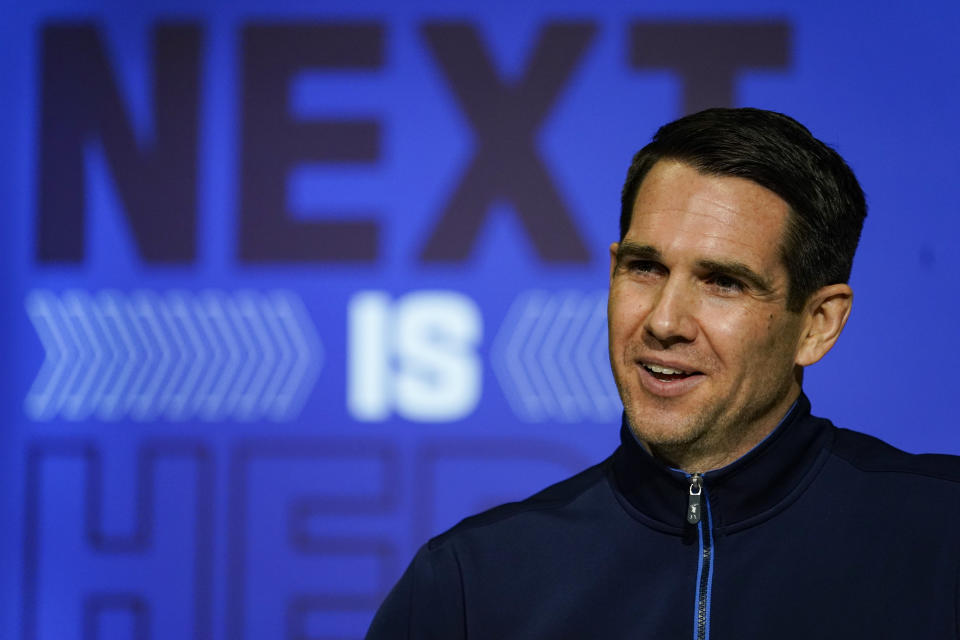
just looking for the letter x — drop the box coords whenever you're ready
[419,22,596,263]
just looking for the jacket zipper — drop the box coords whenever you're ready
[687,473,714,640]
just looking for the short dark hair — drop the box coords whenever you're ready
[620,108,867,312]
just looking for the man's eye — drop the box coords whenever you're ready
[627,260,662,274]
[709,274,744,292]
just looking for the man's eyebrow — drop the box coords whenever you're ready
[615,242,661,264]
[697,259,773,293]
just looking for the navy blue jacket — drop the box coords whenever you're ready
[367,396,960,639]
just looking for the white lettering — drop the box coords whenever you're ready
[347,290,482,422]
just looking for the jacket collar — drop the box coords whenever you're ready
[611,394,833,533]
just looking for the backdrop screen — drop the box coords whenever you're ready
[3,0,959,638]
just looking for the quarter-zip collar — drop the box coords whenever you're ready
[611,393,833,533]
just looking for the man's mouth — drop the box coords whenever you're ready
[641,363,699,382]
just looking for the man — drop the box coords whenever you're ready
[366,108,960,639]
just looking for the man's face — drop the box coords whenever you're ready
[608,160,807,469]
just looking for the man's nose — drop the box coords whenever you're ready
[644,277,697,346]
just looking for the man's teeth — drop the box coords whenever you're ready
[644,364,688,375]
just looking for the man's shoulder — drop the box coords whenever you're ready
[426,456,613,552]
[827,426,960,485]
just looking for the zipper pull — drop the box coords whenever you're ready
[687,474,703,525]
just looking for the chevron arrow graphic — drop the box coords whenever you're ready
[24,289,324,422]
[492,289,620,423]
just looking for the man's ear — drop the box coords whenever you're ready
[795,284,853,367]
[609,242,620,281]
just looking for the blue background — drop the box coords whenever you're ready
[3,1,959,638]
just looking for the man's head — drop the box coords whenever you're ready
[620,108,866,313]
[609,108,866,472]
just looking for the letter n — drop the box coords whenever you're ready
[36,23,202,263]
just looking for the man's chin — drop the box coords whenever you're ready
[624,409,710,451]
